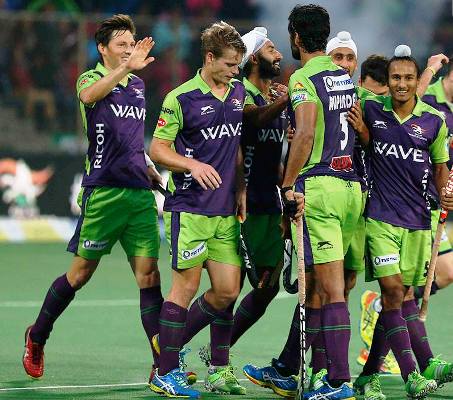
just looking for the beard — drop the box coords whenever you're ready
[257,55,280,79]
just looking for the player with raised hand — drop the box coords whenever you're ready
[22,14,163,379]
[148,21,247,399]
[351,45,453,400]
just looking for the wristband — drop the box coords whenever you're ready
[426,66,436,77]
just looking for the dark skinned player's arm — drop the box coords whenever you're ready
[243,95,288,129]
[434,163,449,195]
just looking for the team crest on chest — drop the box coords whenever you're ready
[408,124,427,141]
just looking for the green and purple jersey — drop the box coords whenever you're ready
[288,56,360,183]
[241,77,286,214]
[154,71,246,216]
[362,95,449,229]
[77,63,150,189]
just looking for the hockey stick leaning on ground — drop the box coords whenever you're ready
[296,215,306,399]
[419,169,453,321]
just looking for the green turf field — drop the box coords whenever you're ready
[1,242,453,399]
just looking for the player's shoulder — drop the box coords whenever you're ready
[129,73,144,85]
[418,98,446,123]
[165,76,201,102]
[77,68,101,84]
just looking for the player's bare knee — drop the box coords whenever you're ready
[381,286,404,310]
[135,269,160,288]
[67,268,94,290]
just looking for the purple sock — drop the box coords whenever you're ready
[322,302,351,381]
[278,306,321,374]
[140,286,163,349]
[381,309,416,381]
[158,301,187,376]
[402,300,433,372]
[210,303,234,366]
[231,286,278,347]
[183,294,218,345]
[30,274,76,344]
[311,328,327,373]
[362,315,390,376]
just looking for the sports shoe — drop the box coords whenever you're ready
[22,325,44,379]
[206,365,246,395]
[405,371,437,399]
[303,377,356,399]
[422,357,453,386]
[310,368,327,390]
[150,334,197,385]
[354,374,386,400]
[149,368,200,398]
[356,348,400,375]
[243,360,297,398]
[360,290,381,349]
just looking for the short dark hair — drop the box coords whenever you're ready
[288,4,330,53]
[361,55,389,85]
[95,14,136,47]
[387,55,421,80]
[201,21,246,59]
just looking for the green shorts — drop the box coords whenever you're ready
[431,209,453,255]
[242,213,284,267]
[344,191,367,272]
[365,217,430,286]
[163,211,241,270]
[297,176,362,265]
[67,187,160,260]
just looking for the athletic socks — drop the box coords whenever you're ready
[30,274,76,344]
[322,302,351,382]
[183,294,218,345]
[381,309,417,381]
[362,315,390,376]
[230,286,278,347]
[158,301,187,375]
[402,299,433,372]
[311,326,328,373]
[278,305,321,374]
[210,303,234,366]
[414,282,439,300]
[140,286,163,349]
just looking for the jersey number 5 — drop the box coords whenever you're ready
[339,112,349,151]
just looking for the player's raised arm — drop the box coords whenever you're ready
[80,33,155,105]
[417,53,449,97]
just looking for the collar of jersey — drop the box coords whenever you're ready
[382,95,423,123]
[195,69,234,99]
[243,77,267,100]
[95,62,131,87]
[302,55,334,70]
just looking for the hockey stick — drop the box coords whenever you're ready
[155,184,171,198]
[419,170,453,321]
[283,236,298,294]
[296,216,306,399]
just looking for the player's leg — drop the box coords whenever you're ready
[231,214,283,347]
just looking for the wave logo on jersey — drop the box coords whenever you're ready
[373,141,424,162]
[408,124,427,141]
[110,104,146,120]
[231,98,243,111]
[201,105,215,115]
[258,128,284,143]
[373,254,399,266]
[200,122,242,140]
[372,120,387,129]
[323,74,354,92]
[181,242,207,260]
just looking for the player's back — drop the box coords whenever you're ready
[288,55,359,182]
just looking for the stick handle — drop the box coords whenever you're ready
[419,169,453,321]
[296,217,306,397]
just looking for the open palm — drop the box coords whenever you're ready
[125,37,155,71]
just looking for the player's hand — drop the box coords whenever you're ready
[125,37,155,71]
[348,101,370,145]
[188,159,222,190]
[147,165,163,188]
[426,54,449,75]
[236,187,247,223]
[282,188,304,220]
[440,187,453,211]
[269,82,288,103]
[286,122,295,143]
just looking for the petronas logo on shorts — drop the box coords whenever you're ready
[317,241,333,250]
[83,239,108,250]
[181,242,207,260]
[373,254,399,266]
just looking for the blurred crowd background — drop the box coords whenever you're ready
[0,0,451,222]
[0,0,451,153]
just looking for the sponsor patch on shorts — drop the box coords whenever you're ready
[373,253,399,266]
[82,239,108,250]
[181,242,207,260]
